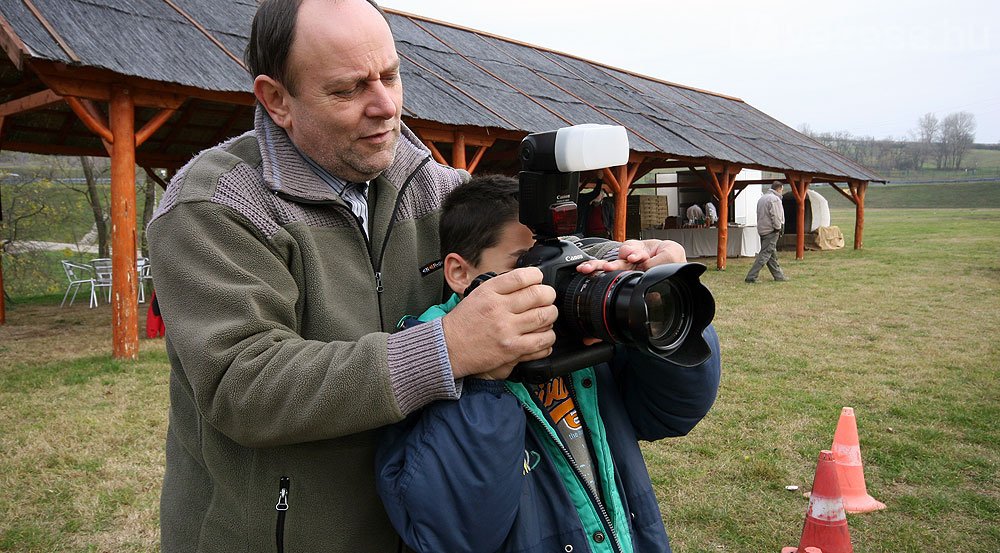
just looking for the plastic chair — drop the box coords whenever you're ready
[90,258,113,306]
[60,261,95,307]
[136,257,153,303]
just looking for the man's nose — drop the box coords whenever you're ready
[365,80,398,119]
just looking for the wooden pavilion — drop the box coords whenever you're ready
[0,1,881,357]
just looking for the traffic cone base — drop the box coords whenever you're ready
[831,407,886,513]
[781,547,823,553]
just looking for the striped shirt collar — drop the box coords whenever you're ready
[295,145,367,198]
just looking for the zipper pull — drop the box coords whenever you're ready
[276,477,290,511]
[375,272,384,293]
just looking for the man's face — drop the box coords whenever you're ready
[272,0,403,182]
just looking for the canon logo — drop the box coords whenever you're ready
[565,254,584,262]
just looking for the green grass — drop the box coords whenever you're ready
[1,208,998,552]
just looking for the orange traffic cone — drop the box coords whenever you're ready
[781,450,853,553]
[831,407,886,513]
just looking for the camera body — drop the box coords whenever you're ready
[468,124,716,383]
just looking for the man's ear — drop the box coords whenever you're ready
[443,252,476,297]
[254,75,293,130]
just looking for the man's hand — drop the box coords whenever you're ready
[575,239,687,274]
[442,267,558,380]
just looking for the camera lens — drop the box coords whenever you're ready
[635,278,691,352]
[554,264,707,360]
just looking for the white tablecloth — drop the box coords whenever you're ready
[641,226,761,258]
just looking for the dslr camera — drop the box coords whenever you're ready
[471,125,716,383]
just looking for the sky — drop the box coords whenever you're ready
[381,0,1000,143]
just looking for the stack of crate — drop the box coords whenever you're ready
[627,195,669,234]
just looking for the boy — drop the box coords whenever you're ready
[376,175,721,553]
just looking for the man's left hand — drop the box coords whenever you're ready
[576,239,687,274]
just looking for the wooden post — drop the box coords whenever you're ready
[786,172,812,260]
[603,158,643,242]
[452,131,466,170]
[109,86,139,359]
[705,163,740,270]
[850,180,867,249]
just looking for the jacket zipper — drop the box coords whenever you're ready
[519,398,624,553]
[368,156,431,329]
[276,155,433,329]
[275,476,290,553]
[567,380,626,553]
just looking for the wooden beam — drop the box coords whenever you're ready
[143,166,170,191]
[109,86,139,360]
[0,12,29,70]
[467,145,489,175]
[827,182,856,204]
[406,123,506,147]
[64,96,113,143]
[0,89,62,117]
[30,63,254,109]
[422,139,447,166]
[135,107,177,147]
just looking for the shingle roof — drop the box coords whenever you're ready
[0,1,881,181]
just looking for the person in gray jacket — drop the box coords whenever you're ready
[148,1,691,551]
[746,181,789,283]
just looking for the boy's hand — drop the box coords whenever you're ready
[442,267,558,379]
[575,239,687,273]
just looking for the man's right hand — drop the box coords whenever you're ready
[441,267,558,380]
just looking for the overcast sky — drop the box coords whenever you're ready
[381,0,1000,143]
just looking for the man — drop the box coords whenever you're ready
[576,179,613,238]
[745,181,789,283]
[705,200,718,226]
[148,1,688,551]
[686,202,704,226]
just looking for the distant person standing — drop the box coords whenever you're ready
[745,181,789,283]
[686,203,704,226]
[577,181,613,238]
[704,201,718,226]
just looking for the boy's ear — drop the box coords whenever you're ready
[444,252,476,297]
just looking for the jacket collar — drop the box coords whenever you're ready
[254,106,433,202]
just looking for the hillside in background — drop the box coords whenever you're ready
[814,181,1000,209]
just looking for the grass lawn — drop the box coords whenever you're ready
[1,208,998,552]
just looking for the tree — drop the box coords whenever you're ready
[941,112,976,169]
[915,113,938,169]
[78,156,110,257]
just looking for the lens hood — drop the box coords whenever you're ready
[625,263,715,367]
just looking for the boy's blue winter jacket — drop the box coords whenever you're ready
[376,319,721,553]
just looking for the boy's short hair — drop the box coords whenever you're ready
[440,174,521,265]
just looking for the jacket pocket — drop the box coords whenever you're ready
[275,476,290,553]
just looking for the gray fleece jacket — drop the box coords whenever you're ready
[148,108,469,552]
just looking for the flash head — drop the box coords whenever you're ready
[520,124,630,173]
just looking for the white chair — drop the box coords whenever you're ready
[136,257,153,303]
[90,258,113,307]
[60,261,95,307]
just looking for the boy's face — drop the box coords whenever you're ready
[445,220,536,297]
